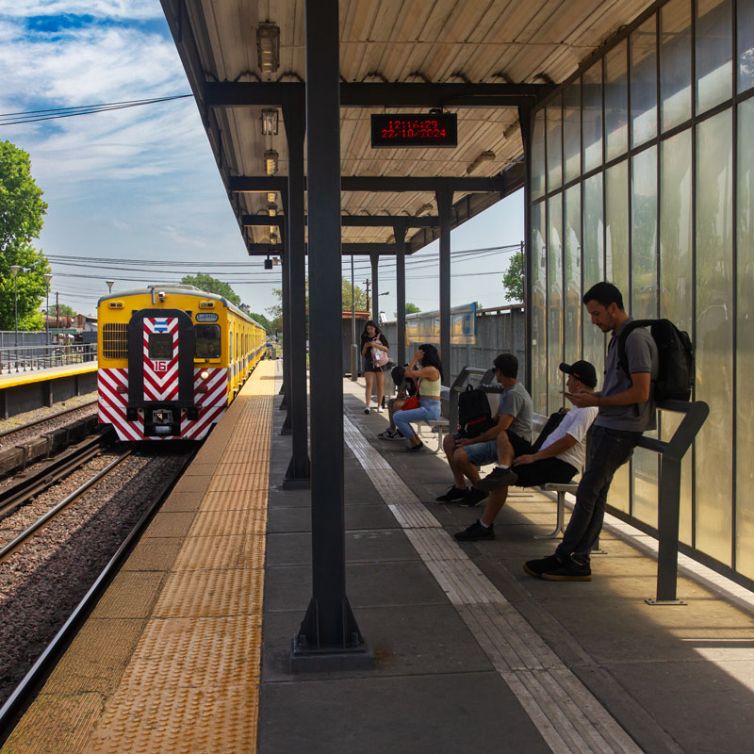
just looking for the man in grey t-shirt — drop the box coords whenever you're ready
[525,282,658,582]
[437,353,533,508]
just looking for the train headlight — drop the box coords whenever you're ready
[200,370,210,380]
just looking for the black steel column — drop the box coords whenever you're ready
[292,0,369,669]
[280,251,291,432]
[282,102,310,487]
[370,253,379,322]
[394,224,407,367]
[518,105,533,394]
[436,189,453,374]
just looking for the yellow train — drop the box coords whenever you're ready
[97,285,266,440]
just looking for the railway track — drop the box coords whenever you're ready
[0,443,197,738]
[0,398,98,441]
[0,433,110,520]
[0,445,131,563]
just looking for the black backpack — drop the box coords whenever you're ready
[531,409,568,453]
[617,319,694,402]
[458,385,496,438]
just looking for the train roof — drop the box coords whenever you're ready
[97,285,261,327]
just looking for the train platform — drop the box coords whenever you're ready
[4,360,754,753]
[0,362,98,420]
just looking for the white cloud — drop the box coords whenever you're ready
[2,1,162,20]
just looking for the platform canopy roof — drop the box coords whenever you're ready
[161,0,654,255]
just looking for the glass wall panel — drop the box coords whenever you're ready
[583,61,603,173]
[530,201,548,412]
[695,108,733,565]
[661,0,692,132]
[660,130,694,545]
[631,15,658,147]
[547,194,564,412]
[564,185,582,365]
[532,109,546,199]
[736,99,754,578]
[547,95,563,192]
[739,0,754,92]
[563,80,581,184]
[631,146,658,319]
[582,173,605,376]
[605,160,629,295]
[605,41,628,161]
[631,146,659,524]
[696,0,732,114]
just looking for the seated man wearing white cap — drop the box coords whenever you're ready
[454,360,599,542]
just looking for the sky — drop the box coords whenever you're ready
[0,1,524,321]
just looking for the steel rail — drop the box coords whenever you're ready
[0,447,197,742]
[0,399,98,439]
[0,435,106,519]
[0,450,132,563]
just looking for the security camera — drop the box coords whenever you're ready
[158,291,166,302]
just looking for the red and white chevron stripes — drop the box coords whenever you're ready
[98,367,229,441]
[143,317,179,402]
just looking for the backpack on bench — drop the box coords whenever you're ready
[617,319,694,402]
[458,385,496,438]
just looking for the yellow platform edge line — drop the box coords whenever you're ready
[3,360,278,754]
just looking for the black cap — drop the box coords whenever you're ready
[559,360,597,388]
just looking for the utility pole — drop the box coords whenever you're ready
[55,292,60,332]
[363,278,370,313]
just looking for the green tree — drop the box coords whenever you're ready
[502,250,525,303]
[342,278,368,311]
[405,302,421,314]
[265,289,283,334]
[0,140,49,331]
[247,311,272,332]
[180,273,241,306]
[45,303,77,317]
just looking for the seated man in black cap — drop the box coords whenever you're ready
[454,360,599,542]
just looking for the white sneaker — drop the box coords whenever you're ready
[376,406,384,413]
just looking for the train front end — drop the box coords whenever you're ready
[97,289,230,441]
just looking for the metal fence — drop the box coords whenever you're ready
[0,339,96,375]
[381,307,526,386]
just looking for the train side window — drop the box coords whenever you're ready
[195,324,221,358]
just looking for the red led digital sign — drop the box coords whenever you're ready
[371,113,458,148]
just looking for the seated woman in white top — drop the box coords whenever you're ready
[392,343,443,451]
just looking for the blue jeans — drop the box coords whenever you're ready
[556,425,641,563]
[393,398,441,441]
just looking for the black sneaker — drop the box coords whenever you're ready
[458,487,488,507]
[364,407,370,415]
[454,520,495,541]
[523,554,563,579]
[378,428,402,440]
[542,558,592,582]
[476,467,518,492]
[436,486,468,503]
[406,441,425,452]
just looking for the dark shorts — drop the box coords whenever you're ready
[463,431,534,467]
[513,457,577,487]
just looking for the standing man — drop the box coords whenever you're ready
[454,361,599,541]
[525,282,658,581]
[436,353,533,508]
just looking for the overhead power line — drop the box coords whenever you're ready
[0,94,193,126]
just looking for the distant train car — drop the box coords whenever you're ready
[97,285,266,440]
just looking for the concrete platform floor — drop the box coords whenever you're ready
[260,377,754,754]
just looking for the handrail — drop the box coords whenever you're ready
[642,399,709,605]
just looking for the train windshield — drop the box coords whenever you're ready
[148,333,173,359]
[195,324,221,358]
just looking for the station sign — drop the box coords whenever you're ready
[371,113,458,148]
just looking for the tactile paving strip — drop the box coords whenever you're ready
[83,363,276,753]
[343,414,642,754]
